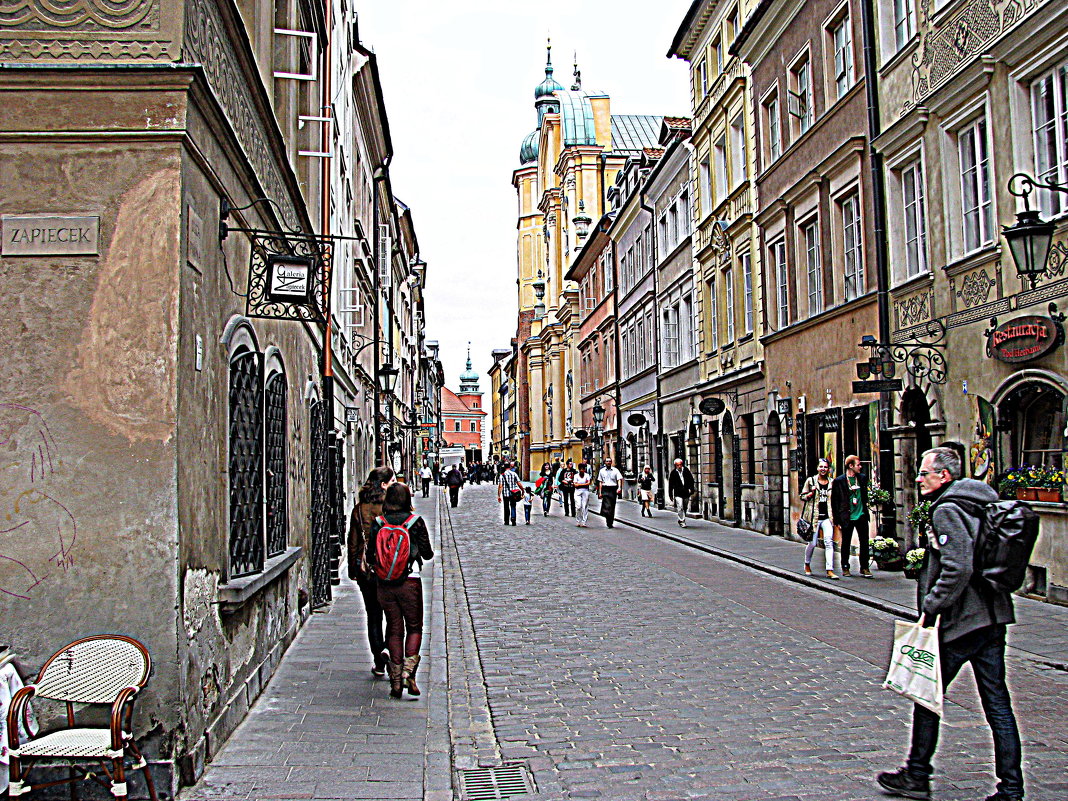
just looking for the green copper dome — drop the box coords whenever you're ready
[534,41,564,100]
[519,130,539,164]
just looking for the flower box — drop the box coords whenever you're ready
[1016,487,1039,501]
[904,567,921,580]
[1036,488,1062,503]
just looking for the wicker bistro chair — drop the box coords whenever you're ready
[5,635,157,800]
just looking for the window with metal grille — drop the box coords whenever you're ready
[264,371,288,558]
[229,349,264,579]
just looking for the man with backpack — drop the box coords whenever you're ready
[877,447,1027,801]
[444,464,464,508]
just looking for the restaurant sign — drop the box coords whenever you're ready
[986,315,1063,364]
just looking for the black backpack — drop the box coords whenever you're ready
[952,498,1040,594]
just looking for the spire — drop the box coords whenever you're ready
[534,36,564,102]
[459,342,480,393]
[546,37,553,78]
[466,343,472,371]
[571,52,582,91]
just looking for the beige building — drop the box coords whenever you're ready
[0,0,431,792]
[874,0,1068,603]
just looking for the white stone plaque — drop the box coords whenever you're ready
[2,215,100,256]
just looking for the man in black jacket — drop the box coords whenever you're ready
[668,458,695,528]
[831,454,871,577]
[444,465,463,508]
[877,447,1023,801]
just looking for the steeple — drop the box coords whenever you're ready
[534,37,564,125]
[459,343,480,394]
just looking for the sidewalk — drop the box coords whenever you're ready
[593,496,1068,669]
[179,492,448,801]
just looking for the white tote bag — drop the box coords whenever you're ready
[883,619,943,716]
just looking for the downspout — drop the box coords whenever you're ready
[640,189,665,509]
[860,0,897,527]
[373,160,391,463]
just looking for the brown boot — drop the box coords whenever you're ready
[387,661,404,698]
[402,654,421,696]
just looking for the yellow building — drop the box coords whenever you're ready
[511,44,662,478]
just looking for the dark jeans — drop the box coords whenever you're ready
[449,486,459,507]
[377,577,424,663]
[542,489,553,514]
[601,486,619,527]
[561,485,575,515]
[906,624,1023,798]
[502,496,517,525]
[839,518,869,571]
[421,477,430,497]
[354,573,385,660]
[523,504,532,523]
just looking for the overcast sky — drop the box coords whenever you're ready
[356,0,693,403]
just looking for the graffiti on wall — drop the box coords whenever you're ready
[0,404,76,600]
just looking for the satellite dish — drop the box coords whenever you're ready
[699,397,726,416]
[627,412,647,427]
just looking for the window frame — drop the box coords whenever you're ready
[957,115,995,254]
[1030,61,1068,217]
[801,217,823,316]
[772,238,789,329]
[840,191,864,301]
[741,250,754,335]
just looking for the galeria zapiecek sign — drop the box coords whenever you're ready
[986,315,1064,364]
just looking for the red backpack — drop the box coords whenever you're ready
[374,514,416,581]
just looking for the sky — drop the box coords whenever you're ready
[355,0,693,407]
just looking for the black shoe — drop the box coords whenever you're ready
[371,651,388,678]
[877,769,930,799]
[984,794,1024,801]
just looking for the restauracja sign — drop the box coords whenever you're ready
[986,315,1064,363]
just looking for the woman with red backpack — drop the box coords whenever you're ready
[366,482,434,698]
[348,466,395,678]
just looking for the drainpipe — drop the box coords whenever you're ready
[373,160,391,463]
[860,0,897,532]
[640,190,666,509]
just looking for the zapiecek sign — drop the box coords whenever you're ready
[1,215,100,256]
[986,315,1064,364]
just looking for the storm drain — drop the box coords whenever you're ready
[457,764,535,800]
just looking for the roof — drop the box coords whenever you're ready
[558,88,600,146]
[611,115,663,153]
[441,387,486,416]
[667,0,711,60]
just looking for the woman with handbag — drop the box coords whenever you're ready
[537,463,555,515]
[800,458,838,579]
[637,465,656,517]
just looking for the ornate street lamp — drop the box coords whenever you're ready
[592,397,605,429]
[378,363,399,395]
[1004,173,1066,288]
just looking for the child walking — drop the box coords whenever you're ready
[522,485,534,524]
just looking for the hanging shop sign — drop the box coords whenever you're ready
[986,315,1064,363]
[626,412,647,427]
[699,397,726,416]
[245,232,333,324]
[344,407,360,423]
[265,254,316,306]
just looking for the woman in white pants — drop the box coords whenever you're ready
[800,458,838,579]
[574,463,593,527]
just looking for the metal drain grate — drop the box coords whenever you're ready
[457,764,535,800]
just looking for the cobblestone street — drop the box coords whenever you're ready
[444,485,1068,801]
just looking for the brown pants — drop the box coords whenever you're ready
[377,577,424,662]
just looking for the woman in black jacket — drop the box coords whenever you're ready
[366,482,434,698]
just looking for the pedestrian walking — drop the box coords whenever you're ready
[574,462,593,527]
[596,457,623,528]
[522,485,535,524]
[418,463,432,498]
[497,461,522,525]
[348,466,395,678]
[637,465,656,517]
[877,447,1024,801]
[667,458,695,527]
[800,458,838,579]
[432,460,441,486]
[366,482,433,699]
[832,454,872,577]
[536,463,555,515]
[445,464,463,507]
[558,459,577,516]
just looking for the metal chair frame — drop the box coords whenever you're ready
[5,635,158,801]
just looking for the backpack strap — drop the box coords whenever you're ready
[400,513,418,530]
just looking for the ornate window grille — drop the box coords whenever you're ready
[264,371,288,558]
[229,349,264,578]
[309,398,332,607]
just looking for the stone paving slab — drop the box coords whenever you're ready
[179,492,444,801]
[448,484,1068,801]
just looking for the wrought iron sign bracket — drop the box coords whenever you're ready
[857,321,948,384]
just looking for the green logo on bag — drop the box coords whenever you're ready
[900,645,936,667]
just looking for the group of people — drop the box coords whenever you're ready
[798,454,873,579]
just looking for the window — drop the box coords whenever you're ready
[669,202,680,249]
[802,220,822,316]
[604,249,614,292]
[790,57,813,135]
[707,276,718,351]
[663,306,679,367]
[1000,382,1066,469]
[229,348,265,578]
[727,8,739,46]
[724,266,735,343]
[831,15,854,99]
[264,370,288,558]
[712,37,722,76]
[959,117,993,252]
[743,254,751,335]
[697,60,708,98]
[637,315,646,370]
[680,294,694,361]
[469,421,476,432]
[700,155,712,216]
[841,193,864,300]
[714,134,727,205]
[740,413,756,483]
[730,113,747,188]
[621,329,630,378]
[900,159,928,277]
[773,240,789,328]
[659,214,669,259]
[765,94,782,162]
[679,189,690,240]
[455,421,461,432]
[893,0,915,50]
[1031,63,1068,217]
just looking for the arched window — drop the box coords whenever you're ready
[999,381,1066,469]
[264,369,288,557]
[229,348,264,578]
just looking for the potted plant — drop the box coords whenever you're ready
[998,467,1032,500]
[871,535,903,571]
[904,547,925,580]
[906,499,932,538]
[1036,466,1065,503]
[867,486,893,511]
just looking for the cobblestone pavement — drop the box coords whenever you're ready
[447,484,1068,801]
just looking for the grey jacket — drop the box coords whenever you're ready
[919,478,1014,642]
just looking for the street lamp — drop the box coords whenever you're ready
[377,363,399,395]
[1004,173,1067,288]
[592,397,605,428]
